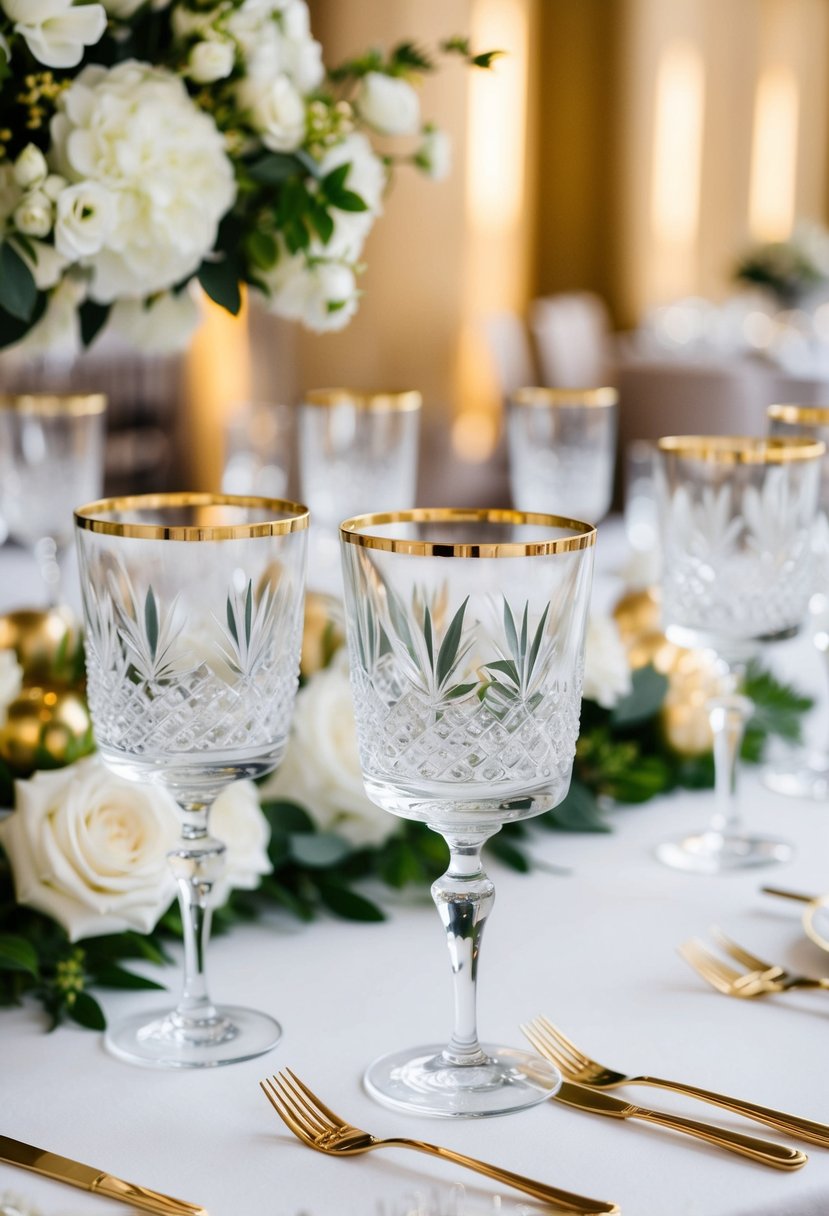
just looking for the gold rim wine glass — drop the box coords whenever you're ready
[75,493,308,1068]
[339,507,595,1116]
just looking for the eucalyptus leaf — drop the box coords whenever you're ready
[316,882,385,922]
[609,665,668,727]
[92,965,166,991]
[144,587,159,660]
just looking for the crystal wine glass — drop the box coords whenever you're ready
[763,404,829,798]
[75,493,308,1068]
[655,435,824,873]
[299,389,421,595]
[340,507,595,1116]
[0,393,107,606]
[507,387,617,522]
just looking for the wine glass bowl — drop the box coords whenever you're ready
[655,435,824,873]
[0,393,107,606]
[340,508,595,1116]
[75,493,308,1068]
[507,387,617,522]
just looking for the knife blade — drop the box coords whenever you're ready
[0,1135,207,1216]
[553,1083,807,1170]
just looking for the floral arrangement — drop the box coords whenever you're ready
[734,220,829,310]
[0,592,811,1033]
[0,2,497,353]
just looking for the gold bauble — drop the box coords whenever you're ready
[301,591,345,679]
[0,685,94,775]
[612,587,661,645]
[0,607,80,684]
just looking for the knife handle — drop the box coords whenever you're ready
[93,1172,208,1216]
[627,1107,807,1170]
[639,1077,829,1148]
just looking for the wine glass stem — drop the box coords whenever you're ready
[432,834,495,1067]
[707,694,753,837]
[168,800,226,1025]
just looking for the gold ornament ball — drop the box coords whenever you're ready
[612,587,661,645]
[0,607,79,683]
[0,685,94,775]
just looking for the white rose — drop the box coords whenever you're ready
[13,144,48,190]
[3,0,107,70]
[0,755,179,941]
[260,655,395,847]
[315,133,386,261]
[357,71,420,136]
[13,191,52,238]
[238,73,305,152]
[0,650,23,718]
[50,61,236,302]
[261,250,359,332]
[16,272,86,354]
[582,614,632,709]
[415,127,452,181]
[188,39,235,84]
[54,181,114,259]
[12,236,67,289]
[110,289,202,354]
[209,779,271,906]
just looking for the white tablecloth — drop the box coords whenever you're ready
[2,537,829,1216]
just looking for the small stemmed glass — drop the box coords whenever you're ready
[0,393,107,606]
[75,494,308,1067]
[299,389,421,596]
[654,436,824,874]
[507,387,618,522]
[340,508,595,1116]
[763,404,829,799]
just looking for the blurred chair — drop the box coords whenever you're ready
[479,311,538,398]
[529,291,615,387]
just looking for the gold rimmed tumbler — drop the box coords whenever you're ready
[299,389,421,595]
[75,494,308,1068]
[340,508,595,1116]
[507,388,618,523]
[0,393,107,606]
[655,436,824,873]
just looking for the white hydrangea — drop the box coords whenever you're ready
[315,132,386,261]
[49,60,236,302]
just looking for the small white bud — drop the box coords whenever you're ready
[187,39,235,84]
[13,190,52,238]
[13,144,48,190]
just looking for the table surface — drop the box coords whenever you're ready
[2,534,829,1216]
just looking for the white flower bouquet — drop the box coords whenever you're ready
[0,2,496,353]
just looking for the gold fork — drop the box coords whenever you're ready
[520,1015,829,1148]
[681,930,829,996]
[260,1069,620,1216]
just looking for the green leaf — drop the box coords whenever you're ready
[261,799,315,834]
[288,831,352,869]
[330,189,368,213]
[316,882,385,922]
[0,290,46,350]
[248,152,306,185]
[609,665,668,727]
[79,300,110,348]
[308,202,334,245]
[144,587,159,659]
[92,965,166,991]
[0,935,39,976]
[436,598,469,687]
[0,241,37,322]
[542,781,610,832]
[390,41,434,71]
[67,991,106,1031]
[244,229,278,271]
[198,256,242,315]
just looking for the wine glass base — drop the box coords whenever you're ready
[762,753,829,800]
[104,1004,282,1069]
[364,1044,561,1118]
[655,831,793,874]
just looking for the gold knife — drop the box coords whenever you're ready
[554,1083,807,1170]
[0,1135,207,1216]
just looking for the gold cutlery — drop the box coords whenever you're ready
[520,1015,829,1148]
[553,1082,806,1169]
[681,930,829,997]
[260,1068,620,1215]
[0,1135,207,1216]
[761,886,817,904]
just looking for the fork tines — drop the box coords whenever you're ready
[520,1015,590,1080]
